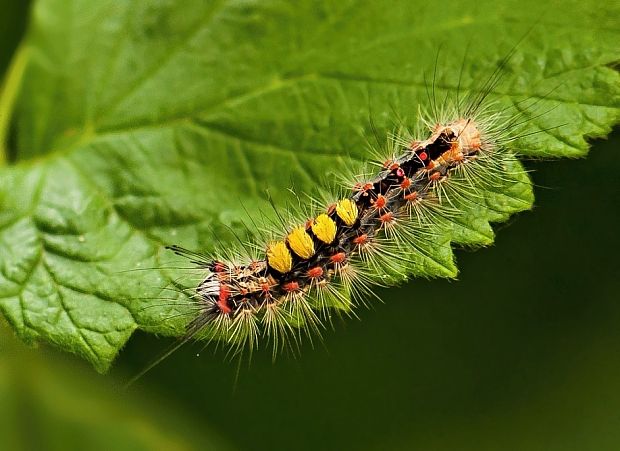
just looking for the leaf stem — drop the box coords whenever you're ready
[0,43,29,166]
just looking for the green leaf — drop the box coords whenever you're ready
[0,0,618,371]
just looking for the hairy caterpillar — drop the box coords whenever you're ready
[127,42,556,384]
[171,114,496,351]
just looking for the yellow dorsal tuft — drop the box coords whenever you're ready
[336,199,358,226]
[287,226,315,259]
[312,213,337,244]
[266,241,292,273]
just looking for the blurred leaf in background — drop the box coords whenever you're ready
[0,1,29,74]
[0,321,233,451]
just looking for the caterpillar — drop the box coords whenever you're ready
[172,116,493,347]
[126,42,551,385]
[155,94,532,355]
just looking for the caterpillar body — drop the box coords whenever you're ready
[161,95,527,357]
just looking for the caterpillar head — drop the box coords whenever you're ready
[436,119,482,155]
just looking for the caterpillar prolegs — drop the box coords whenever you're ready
[161,99,528,358]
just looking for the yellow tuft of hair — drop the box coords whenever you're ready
[336,199,358,226]
[312,213,337,244]
[287,226,315,259]
[266,241,292,273]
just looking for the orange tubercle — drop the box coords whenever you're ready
[429,171,442,182]
[380,212,394,224]
[373,194,387,209]
[307,266,324,279]
[404,191,418,201]
[283,281,300,292]
[330,252,347,264]
[353,234,368,245]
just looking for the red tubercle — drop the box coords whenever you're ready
[404,191,418,202]
[212,261,227,273]
[330,252,347,264]
[355,182,374,193]
[400,177,411,189]
[219,284,230,300]
[418,151,428,161]
[395,167,405,178]
[283,281,300,293]
[429,171,442,182]
[217,284,232,314]
[353,234,368,245]
[380,212,394,224]
[307,266,324,279]
[373,194,387,209]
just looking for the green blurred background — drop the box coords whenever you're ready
[2,1,619,450]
